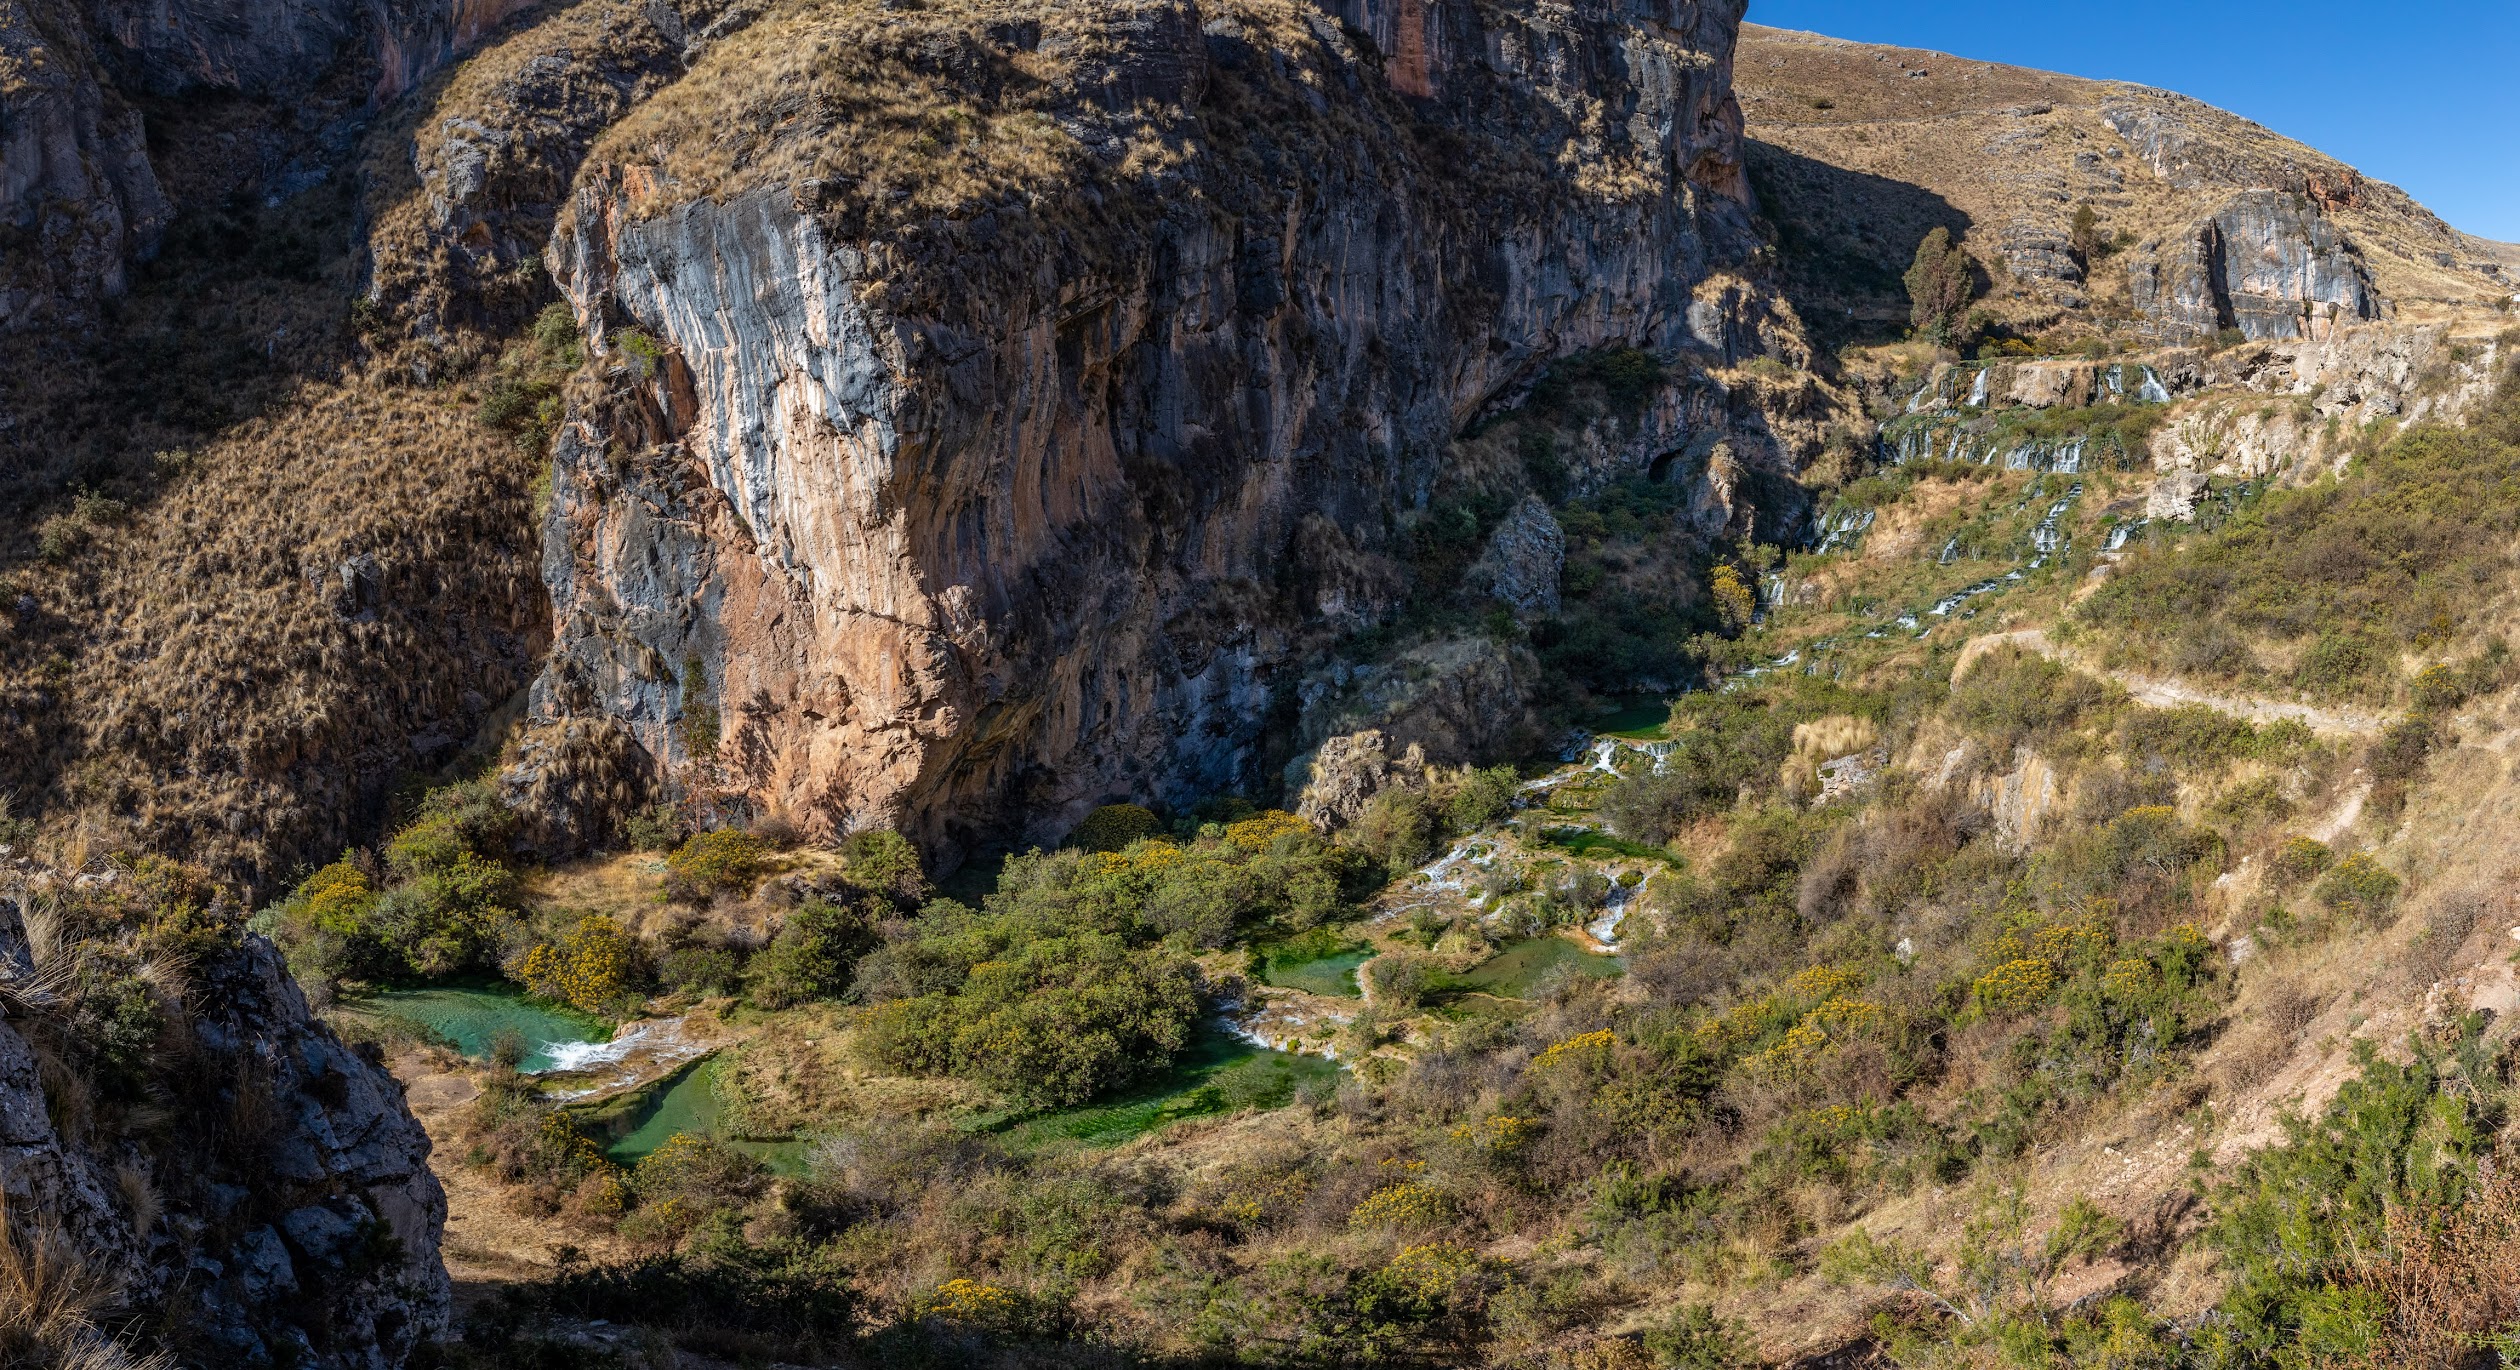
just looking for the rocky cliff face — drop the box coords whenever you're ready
[2127,188,2380,342]
[0,884,447,1367]
[523,0,1793,854]
[0,0,536,332]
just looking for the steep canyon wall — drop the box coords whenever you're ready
[521,0,1796,855]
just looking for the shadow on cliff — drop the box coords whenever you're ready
[1747,140,1972,350]
[0,70,555,892]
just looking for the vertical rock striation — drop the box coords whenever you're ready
[529,0,1785,854]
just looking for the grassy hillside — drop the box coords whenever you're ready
[245,359,2520,1370]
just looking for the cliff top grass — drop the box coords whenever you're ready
[566,0,1570,255]
[574,0,1225,233]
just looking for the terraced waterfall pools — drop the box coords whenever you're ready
[361,984,614,1073]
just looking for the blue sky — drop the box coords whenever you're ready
[1748,1,2520,243]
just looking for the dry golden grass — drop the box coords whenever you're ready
[2,371,543,891]
[0,1193,172,1370]
[361,0,713,341]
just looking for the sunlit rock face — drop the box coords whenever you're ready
[530,0,1786,858]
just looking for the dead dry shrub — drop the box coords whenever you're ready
[2261,984,2324,1042]
[2344,1154,2520,1369]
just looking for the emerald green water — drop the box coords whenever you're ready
[984,1023,1337,1151]
[1541,826,1678,865]
[1592,697,1674,740]
[1259,948,1370,998]
[601,1056,808,1175]
[1448,938,1622,998]
[362,984,609,1073]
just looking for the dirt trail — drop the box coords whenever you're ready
[1961,629,2397,738]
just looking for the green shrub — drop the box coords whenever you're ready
[1351,787,1437,876]
[1067,804,1161,853]
[1951,647,2116,755]
[658,946,742,998]
[840,828,928,906]
[1447,766,1521,832]
[2197,1043,2488,1368]
[2079,378,2520,700]
[259,782,521,988]
[746,898,876,1009]
[2269,836,2333,885]
[2314,854,2401,923]
[1644,1303,1756,1370]
[664,829,769,903]
[858,923,1200,1108]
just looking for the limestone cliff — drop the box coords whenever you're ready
[517,0,1799,854]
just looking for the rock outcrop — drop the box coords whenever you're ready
[1468,496,1567,622]
[1293,730,1431,831]
[2128,190,2380,342]
[0,892,447,1367]
[527,0,1782,855]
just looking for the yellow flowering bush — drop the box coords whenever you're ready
[1975,957,2059,1015]
[576,1168,629,1216]
[2316,853,2402,922]
[536,1112,618,1181]
[912,1278,1025,1330]
[297,859,375,933]
[2030,921,2111,970]
[1083,838,1185,878]
[2102,957,2160,1001]
[1224,809,1313,851]
[1694,999,1777,1052]
[663,828,768,901]
[1380,1242,1484,1302]
[1350,1181,1453,1231]
[1213,1168,1312,1229]
[517,913,644,1015]
[1788,965,1864,1002]
[1529,1029,1617,1074]
[2270,836,2334,884]
[1744,997,1885,1077]
[1448,1114,1539,1157]
[1068,803,1161,852]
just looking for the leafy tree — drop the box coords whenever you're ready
[840,828,928,907]
[1352,787,1437,877]
[664,829,769,903]
[1447,766,1521,832]
[745,898,877,1009]
[1905,227,1976,344]
[2068,203,2104,265]
[858,917,1200,1108]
